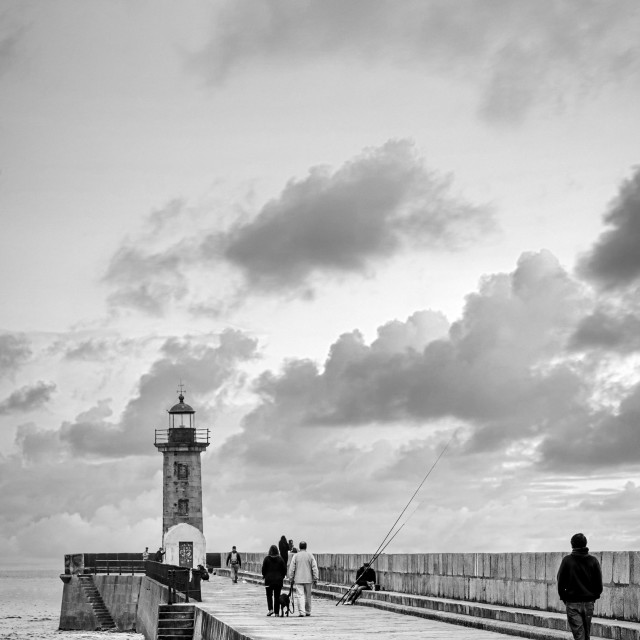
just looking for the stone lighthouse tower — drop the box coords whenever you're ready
[154,386,210,568]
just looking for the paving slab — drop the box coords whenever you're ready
[197,575,520,640]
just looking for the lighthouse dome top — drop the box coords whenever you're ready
[168,393,195,415]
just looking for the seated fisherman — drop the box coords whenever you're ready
[346,562,376,604]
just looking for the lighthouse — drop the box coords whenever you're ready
[154,386,210,568]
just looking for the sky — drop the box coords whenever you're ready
[1,0,640,569]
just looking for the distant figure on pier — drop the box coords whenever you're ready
[287,546,297,573]
[288,541,318,617]
[154,547,165,562]
[226,546,242,583]
[278,535,289,565]
[197,564,209,581]
[142,547,149,561]
[346,562,376,605]
[262,545,287,616]
[557,533,603,640]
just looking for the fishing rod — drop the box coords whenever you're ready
[336,430,458,606]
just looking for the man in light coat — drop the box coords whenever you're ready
[288,540,319,617]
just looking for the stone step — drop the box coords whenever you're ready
[159,612,194,620]
[77,575,118,631]
[158,619,194,629]
[157,603,195,640]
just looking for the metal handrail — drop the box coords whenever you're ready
[85,559,146,575]
[154,428,210,444]
[145,561,201,602]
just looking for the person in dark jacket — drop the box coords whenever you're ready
[278,535,289,566]
[226,546,242,583]
[262,545,287,616]
[346,562,376,604]
[557,533,603,640]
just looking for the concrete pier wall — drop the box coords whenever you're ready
[239,551,640,622]
[98,575,143,630]
[59,575,100,630]
[136,576,166,639]
[59,574,143,630]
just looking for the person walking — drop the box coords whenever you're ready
[557,533,603,640]
[278,535,289,566]
[262,545,287,616]
[226,546,242,583]
[288,540,318,617]
[142,547,149,561]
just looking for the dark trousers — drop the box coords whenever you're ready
[348,584,372,603]
[266,585,282,615]
[565,602,595,640]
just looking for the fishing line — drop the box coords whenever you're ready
[337,429,458,605]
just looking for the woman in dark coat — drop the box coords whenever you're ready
[262,545,287,616]
[278,535,289,565]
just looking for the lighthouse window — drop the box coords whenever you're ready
[178,499,189,515]
[175,462,189,480]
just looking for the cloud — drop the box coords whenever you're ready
[569,307,640,352]
[247,251,586,438]
[194,0,640,124]
[0,332,31,378]
[539,381,640,470]
[104,141,493,314]
[17,329,259,461]
[209,248,640,479]
[56,336,141,361]
[220,140,493,293]
[0,17,26,77]
[578,167,640,289]
[0,381,56,415]
[0,451,162,564]
[105,247,187,316]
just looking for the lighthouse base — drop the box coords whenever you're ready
[163,523,206,568]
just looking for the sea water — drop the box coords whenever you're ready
[0,569,143,640]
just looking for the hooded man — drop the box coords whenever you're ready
[557,533,603,640]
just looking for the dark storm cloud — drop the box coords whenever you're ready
[220,140,493,292]
[578,168,640,289]
[17,329,259,460]
[539,382,640,471]
[0,381,55,415]
[0,332,31,377]
[195,0,640,124]
[569,308,640,352]
[104,141,493,313]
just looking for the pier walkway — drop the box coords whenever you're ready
[198,575,528,640]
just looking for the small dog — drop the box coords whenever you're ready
[279,586,294,617]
